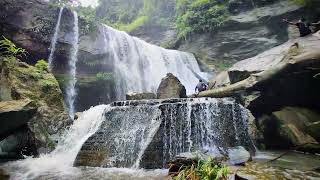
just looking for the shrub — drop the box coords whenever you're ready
[175,0,229,39]
[35,59,49,72]
[173,158,230,180]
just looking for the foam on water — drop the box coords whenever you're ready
[2,105,108,179]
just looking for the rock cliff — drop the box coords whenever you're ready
[199,33,320,152]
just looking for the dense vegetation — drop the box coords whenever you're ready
[175,0,229,39]
[50,0,318,40]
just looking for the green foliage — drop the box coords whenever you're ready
[35,59,49,72]
[216,61,233,71]
[291,0,318,7]
[96,72,113,81]
[116,16,149,32]
[173,158,230,180]
[0,36,27,58]
[175,0,229,39]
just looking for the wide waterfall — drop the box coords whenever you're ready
[48,7,63,70]
[75,98,255,169]
[99,25,209,98]
[65,11,79,119]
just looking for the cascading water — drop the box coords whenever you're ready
[48,7,64,70]
[99,25,209,99]
[65,11,79,119]
[75,98,256,169]
[1,105,109,179]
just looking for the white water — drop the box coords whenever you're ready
[65,11,79,119]
[2,105,109,179]
[48,7,63,70]
[100,25,209,98]
[77,98,255,168]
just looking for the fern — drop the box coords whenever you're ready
[0,36,27,58]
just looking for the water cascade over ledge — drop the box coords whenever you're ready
[75,98,255,169]
[2,105,109,179]
[1,98,254,178]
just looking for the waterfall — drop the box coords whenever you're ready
[100,25,209,98]
[75,98,255,169]
[48,7,63,70]
[65,11,79,119]
[2,105,109,179]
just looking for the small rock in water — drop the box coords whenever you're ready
[228,146,251,165]
[74,112,83,120]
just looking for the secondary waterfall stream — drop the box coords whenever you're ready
[48,7,63,70]
[65,11,79,119]
[47,9,80,119]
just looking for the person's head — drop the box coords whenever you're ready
[199,79,203,82]
[299,17,306,22]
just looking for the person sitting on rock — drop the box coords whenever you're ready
[283,17,312,37]
[195,79,208,93]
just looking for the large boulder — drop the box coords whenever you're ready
[156,73,187,99]
[0,57,70,158]
[0,100,37,139]
[258,107,320,153]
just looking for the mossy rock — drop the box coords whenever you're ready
[0,56,70,154]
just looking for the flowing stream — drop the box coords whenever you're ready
[48,7,63,70]
[65,11,79,119]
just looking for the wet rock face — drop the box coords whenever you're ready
[75,98,255,169]
[157,73,187,99]
[0,100,37,140]
[0,0,60,64]
[0,57,70,158]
